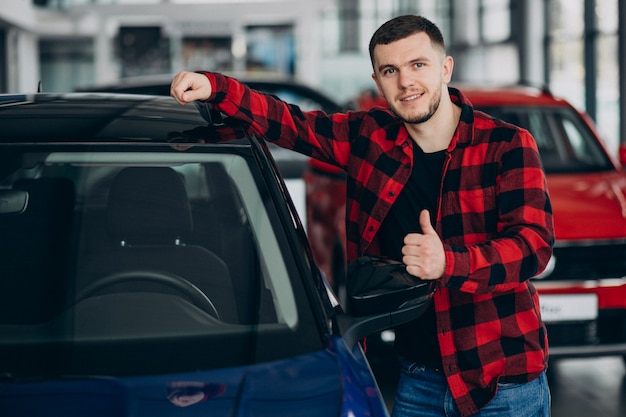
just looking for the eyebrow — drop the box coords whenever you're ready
[376,63,394,73]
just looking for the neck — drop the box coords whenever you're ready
[405,93,461,153]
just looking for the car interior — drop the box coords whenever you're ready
[0,146,320,376]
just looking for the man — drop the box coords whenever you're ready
[171,14,554,417]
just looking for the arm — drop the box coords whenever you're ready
[170,71,352,167]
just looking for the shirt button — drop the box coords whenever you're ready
[388,191,395,197]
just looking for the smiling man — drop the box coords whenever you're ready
[171,15,554,417]
[370,28,459,154]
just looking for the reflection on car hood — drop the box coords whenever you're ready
[548,171,626,241]
[0,337,383,417]
[2,352,340,416]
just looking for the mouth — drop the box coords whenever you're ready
[399,93,422,103]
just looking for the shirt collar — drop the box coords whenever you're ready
[447,87,475,151]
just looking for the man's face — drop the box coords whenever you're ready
[371,32,453,125]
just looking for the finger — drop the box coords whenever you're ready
[405,264,438,280]
[403,231,429,247]
[419,209,436,235]
[405,264,421,278]
[170,74,189,104]
[181,88,204,104]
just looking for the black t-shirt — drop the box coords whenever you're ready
[378,143,446,369]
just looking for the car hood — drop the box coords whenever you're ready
[547,170,626,242]
[0,337,384,417]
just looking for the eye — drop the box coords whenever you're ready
[382,68,396,76]
[413,62,424,69]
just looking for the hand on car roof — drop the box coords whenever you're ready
[171,71,213,105]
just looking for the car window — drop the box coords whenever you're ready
[478,106,614,173]
[0,144,322,378]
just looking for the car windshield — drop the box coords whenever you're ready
[477,105,614,173]
[0,142,324,379]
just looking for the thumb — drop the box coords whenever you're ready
[419,209,436,235]
[181,85,210,103]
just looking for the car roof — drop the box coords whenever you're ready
[0,92,246,144]
[76,73,344,113]
[454,84,573,107]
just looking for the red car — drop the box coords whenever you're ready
[306,85,626,361]
[464,85,626,360]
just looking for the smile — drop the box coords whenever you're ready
[400,94,421,102]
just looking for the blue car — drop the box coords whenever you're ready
[0,93,432,417]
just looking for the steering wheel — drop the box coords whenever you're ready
[76,270,220,320]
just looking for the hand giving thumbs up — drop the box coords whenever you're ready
[402,209,446,280]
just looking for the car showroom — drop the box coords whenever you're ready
[1,1,626,416]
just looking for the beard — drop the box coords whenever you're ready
[391,86,442,125]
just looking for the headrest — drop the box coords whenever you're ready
[107,167,192,244]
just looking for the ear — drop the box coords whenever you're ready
[442,55,454,84]
[371,73,384,98]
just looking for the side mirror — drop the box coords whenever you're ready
[337,257,435,349]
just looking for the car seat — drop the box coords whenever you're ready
[78,167,238,323]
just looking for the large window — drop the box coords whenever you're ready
[116,26,170,77]
[548,0,585,110]
[246,25,295,75]
[595,0,619,154]
[181,37,232,72]
[0,28,6,93]
[447,0,516,83]
[548,0,619,154]
[40,39,94,92]
[480,0,510,42]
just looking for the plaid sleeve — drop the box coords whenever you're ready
[440,125,554,295]
[203,72,353,168]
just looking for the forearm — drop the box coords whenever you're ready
[440,222,553,294]
[201,72,351,165]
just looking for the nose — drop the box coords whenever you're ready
[397,69,415,89]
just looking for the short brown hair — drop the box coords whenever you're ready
[368,15,446,66]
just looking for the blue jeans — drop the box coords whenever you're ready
[391,360,551,417]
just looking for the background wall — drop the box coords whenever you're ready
[1,0,623,155]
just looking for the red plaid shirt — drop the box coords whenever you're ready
[203,72,554,416]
